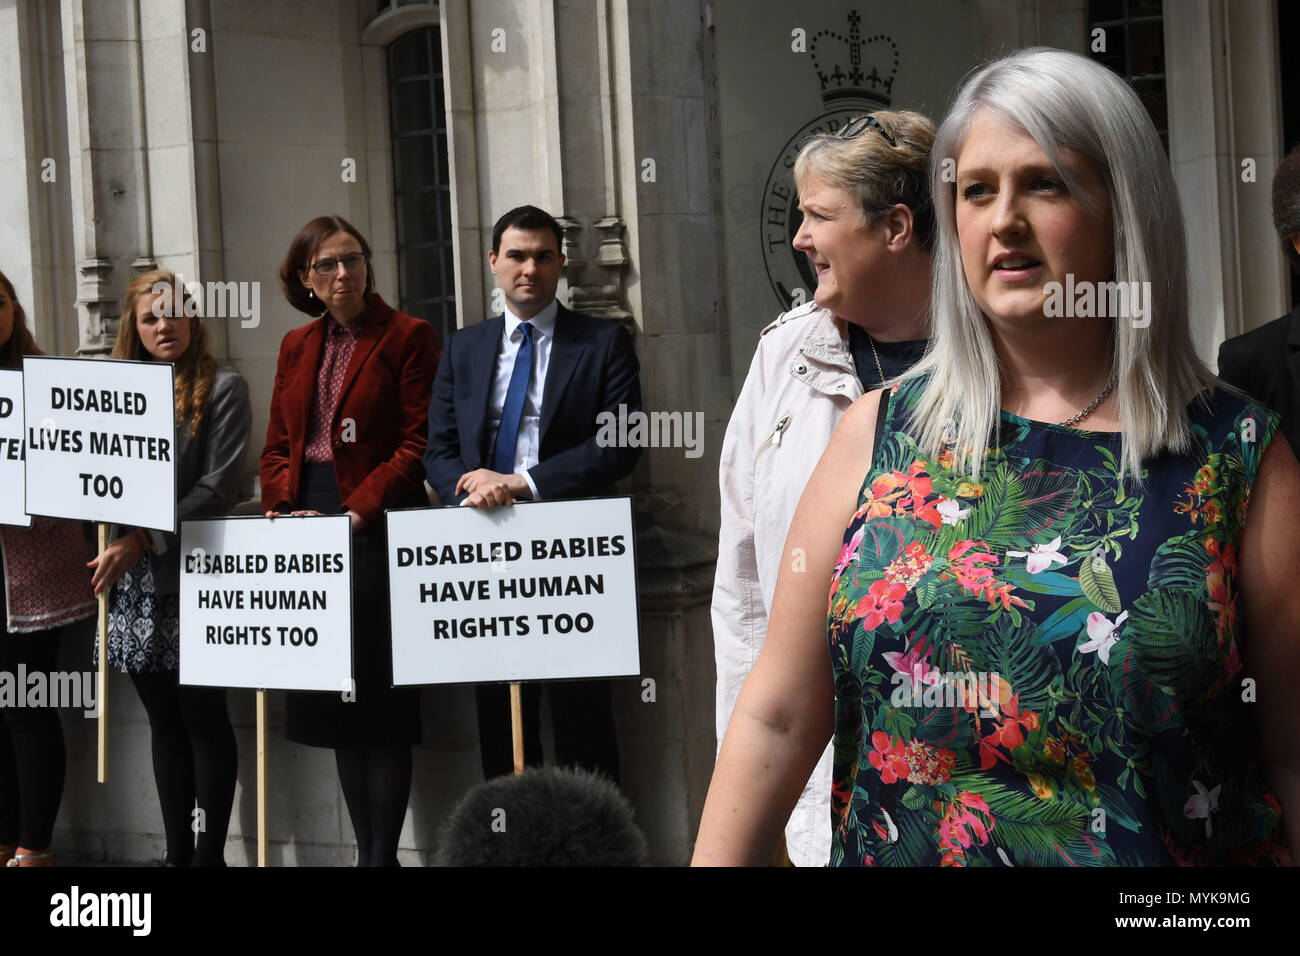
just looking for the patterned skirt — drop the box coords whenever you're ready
[99,554,180,674]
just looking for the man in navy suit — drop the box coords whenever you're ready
[424,205,641,782]
[1218,143,1300,455]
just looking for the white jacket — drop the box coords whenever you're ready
[711,302,863,867]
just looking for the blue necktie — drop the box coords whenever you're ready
[492,322,534,475]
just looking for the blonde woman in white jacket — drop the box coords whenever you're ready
[711,110,934,866]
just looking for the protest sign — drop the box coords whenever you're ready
[179,515,352,692]
[387,497,640,685]
[0,370,30,527]
[21,356,176,531]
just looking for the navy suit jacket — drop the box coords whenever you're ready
[1217,303,1300,456]
[424,304,642,505]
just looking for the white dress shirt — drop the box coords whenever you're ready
[486,298,557,498]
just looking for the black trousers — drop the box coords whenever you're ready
[475,679,620,784]
[0,626,65,850]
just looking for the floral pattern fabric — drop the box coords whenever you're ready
[828,376,1290,866]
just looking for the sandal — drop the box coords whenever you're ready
[5,847,56,867]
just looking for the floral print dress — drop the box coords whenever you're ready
[828,376,1291,866]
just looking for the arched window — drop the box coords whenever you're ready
[388,26,455,345]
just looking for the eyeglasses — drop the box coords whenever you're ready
[839,115,897,148]
[309,253,367,276]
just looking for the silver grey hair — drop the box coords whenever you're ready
[903,47,1215,480]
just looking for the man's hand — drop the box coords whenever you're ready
[455,469,532,509]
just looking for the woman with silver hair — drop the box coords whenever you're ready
[695,47,1300,866]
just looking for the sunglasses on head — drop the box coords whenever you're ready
[838,115,897,148]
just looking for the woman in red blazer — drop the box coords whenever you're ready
[261,215,439,866]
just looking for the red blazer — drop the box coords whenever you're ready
[260,294,440,526]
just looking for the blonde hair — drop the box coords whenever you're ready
[113,269,216,434]
[904,47,1215,480]
[793,109,938,249]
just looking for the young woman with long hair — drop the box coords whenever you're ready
[89,269,252,866]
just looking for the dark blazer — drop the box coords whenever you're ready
[1217,303,1300,455]
[260,294,440,525]
[117,366,252,595]
[424,304,641,505]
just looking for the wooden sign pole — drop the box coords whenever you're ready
[257,689,268,867]
[510,682,524,775]
[96,523,109,783]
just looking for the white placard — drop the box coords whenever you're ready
[387,497,640,685]
[21,356,176,531]
[0,370,30,527]
[179,516,353,691]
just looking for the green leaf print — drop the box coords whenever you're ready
[1079,547,1122,613]
[1124,588,1219,704]
[949,772,1116,866]
[1001,568,1080,596]
[850,628,877,680]
[1147,531,1210,592]
[901,785,929,811]
[966,617,1058,714]
[1105,648,1179,733]
[961,463,1082,547]
[1093,783,1143,834]
[1033,596,1093,645]
[867,433,918,482]
[874,805,936,867]
[915,577,938,609]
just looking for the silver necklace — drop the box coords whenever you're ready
[865,332,886,386]
[1057,376,1117,427]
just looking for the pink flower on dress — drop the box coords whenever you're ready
[937,792,995,866]
[882,633,940,692]
[867,731,910,784]
[853,579,907,631]
[942,540,1028,610]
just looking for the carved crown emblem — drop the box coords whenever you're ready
[809,10,898,107]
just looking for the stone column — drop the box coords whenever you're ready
[601,0,724,862]
[486,0,725,861]
[0,0,75,354]
[1165,0,1287,346]
[60,0,157,353]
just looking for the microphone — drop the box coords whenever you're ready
[434,766,647,867]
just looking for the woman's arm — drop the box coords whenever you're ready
[260,334,297,515]
[1238,432,1300,851]
[152,371,254,551]
[693,389,883,866]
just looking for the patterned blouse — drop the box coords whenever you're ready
[827,375,1291,866]
[304,315,365,463]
